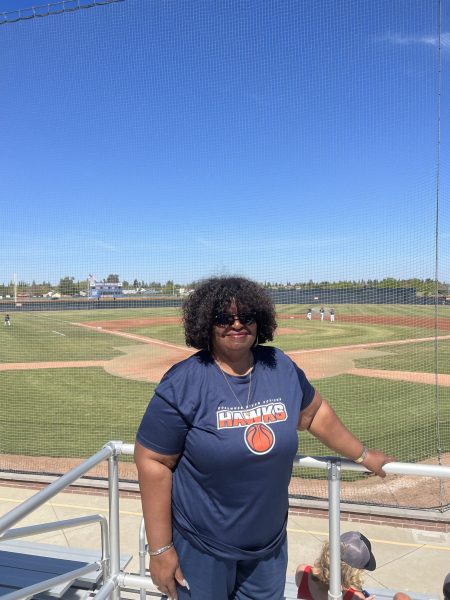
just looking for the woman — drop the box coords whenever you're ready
[135,276,393,600]
[296,531,376,600]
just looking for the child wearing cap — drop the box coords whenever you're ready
[295,531,376,600]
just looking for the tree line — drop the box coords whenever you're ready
[265,278,448,296]
[0,276,448,298]
[0,276,181,297]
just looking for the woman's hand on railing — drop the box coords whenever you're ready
[149,546,188,600]
[362,449,396,478]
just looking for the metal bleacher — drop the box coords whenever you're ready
[0,442,448,600]
[0,539,131,599]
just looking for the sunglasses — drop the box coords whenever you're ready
[214,312,256,327]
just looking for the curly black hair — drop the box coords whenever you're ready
[182,275,277,350]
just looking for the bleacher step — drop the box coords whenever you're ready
[0,539,131,598]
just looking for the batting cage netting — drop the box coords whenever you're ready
[0,0,449,514]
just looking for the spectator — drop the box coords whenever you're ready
[295,531,376,600]
[135,276,393,600]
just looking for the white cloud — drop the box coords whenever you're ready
[93,241,118,252]
[382,32,450,50]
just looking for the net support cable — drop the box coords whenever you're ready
[433,0,444,507]
[0,0,124,25]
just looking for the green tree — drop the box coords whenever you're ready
[163,280,175,294]
[106,274,120,283]
[58,276,78,296]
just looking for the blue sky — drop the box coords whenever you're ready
[1,0,449,285]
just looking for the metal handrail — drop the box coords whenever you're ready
[0,514,107,542]
[1,442,450,600]
[296,454,450,478]
[0,442,120,600]
[133,451,450,600]
[0,443,115,535]
[139,517,149,600]
[0,514,110,588]
[1,562,102,600]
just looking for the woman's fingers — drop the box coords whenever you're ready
[175,566,190,590]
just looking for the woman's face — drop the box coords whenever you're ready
[211,302,257,357]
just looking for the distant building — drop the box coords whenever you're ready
[88,281,123,299]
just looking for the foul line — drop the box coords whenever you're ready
[73,322,194,352]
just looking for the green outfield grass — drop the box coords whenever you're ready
[0,308,179,362]
[126,323,186,345]
[1,304,448,466]
[0,319,140,363]
[274,303,448,350]
[277,303,450,318]
[304,374,450,461]
[273,322,434,351]
[355,340,450,375]
[296,374,450,480]
[44,306,180,323]
[0,368,154,457]
[1,367,448,465]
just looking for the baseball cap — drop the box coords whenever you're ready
[340,531,376,571]
[443,572,450,599]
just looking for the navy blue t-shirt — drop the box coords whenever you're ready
[136,346,315,560]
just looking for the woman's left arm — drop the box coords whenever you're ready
[298,391,395,477]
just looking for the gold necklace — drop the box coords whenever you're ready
[215,358,253,415]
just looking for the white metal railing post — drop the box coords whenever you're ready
[327,458,342,600]
[107,441,122,600]
[139,517,148,600]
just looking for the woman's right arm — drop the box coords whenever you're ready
[134,441,186,600]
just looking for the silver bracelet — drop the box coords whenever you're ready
[148,542,174,556]
[355,445,369,464]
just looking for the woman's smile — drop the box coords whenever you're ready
[226,330,250,339]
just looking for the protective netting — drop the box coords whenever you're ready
[0,0,449,512]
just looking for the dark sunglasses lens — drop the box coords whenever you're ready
[239,313,255,325]
[215,314,233,326]
[214,313,255,326]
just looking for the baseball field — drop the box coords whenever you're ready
[1,303,449,469]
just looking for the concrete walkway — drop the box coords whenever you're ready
[0,484,449,598]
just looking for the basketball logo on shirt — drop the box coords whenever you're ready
[244,423,275,455]
[216,401,286,455]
